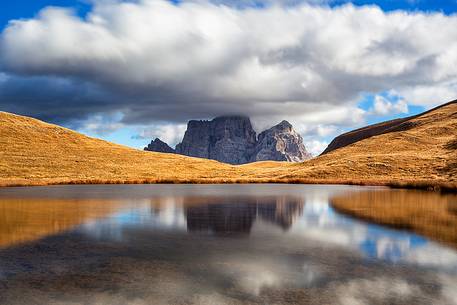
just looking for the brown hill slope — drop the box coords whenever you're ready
[322,100,457,155]
[0,101,456,188]
[0,112,247,186]
[243,101,457,187]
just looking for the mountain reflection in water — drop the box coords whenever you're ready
[0,185,457,305]
[184,196,304,234]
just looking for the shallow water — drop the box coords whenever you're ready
[0,184,456,305]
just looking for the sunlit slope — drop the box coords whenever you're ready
[0,112,245,186]
[0,101,456,188]
[322,100,457,155]
[244,101,457,185]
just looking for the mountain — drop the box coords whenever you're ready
[175,116,257,164]
[0,111,240,186]
[253,120,312,162]
[0,100,456,189]
[251,100,456,186]
[145,138,175,154]
[147,116,311,165]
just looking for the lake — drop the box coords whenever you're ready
[0,184,456,305]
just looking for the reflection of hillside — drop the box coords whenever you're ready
[184,196,304,234]
[0,199,126,248]
[331,190,457,248]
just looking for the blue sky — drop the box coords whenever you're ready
[2,0,456,29]
[334,0,457,14]
[1,0,456,154]
[0,1,90,29]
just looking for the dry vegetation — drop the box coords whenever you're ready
[331,189,457,248]
[0,101,456,190]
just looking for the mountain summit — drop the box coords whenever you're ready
[254,120,312,162]
[175,116,257,164]
[145,116,312,164]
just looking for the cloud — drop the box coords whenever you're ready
[79,113,125,135]
[132,123,187,146]
[305,139,330,156]
[372,94,409,115]
[397,81,457,106]
[1,0,457,136]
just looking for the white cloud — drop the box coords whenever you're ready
[134,123,187,147]
[79,113,125,135]
[397,82,457,107]
[1,0,457,142]
[304,139,329,156]
[314,125,337,137]
[372,95,409,115]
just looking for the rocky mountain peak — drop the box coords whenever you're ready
[175,116,257,164]
[253,121,311,162]
[277,120,293,129]
[145,116,312,164]
[144,138,175,154]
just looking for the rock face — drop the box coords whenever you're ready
[145,116,312,164]
[176,116,257,164]
[252,120,312,162]
[144,138,175,154]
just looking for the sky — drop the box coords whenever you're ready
[1,0,457,155]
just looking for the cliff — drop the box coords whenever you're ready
[253,120,312,162]
[147,116,312,165]
[175,116,257,164]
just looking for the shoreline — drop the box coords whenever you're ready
[1,178,456,193]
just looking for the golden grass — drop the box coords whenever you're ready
[0,101,456,190]
[331,189,457,248]
[0,111,244,185]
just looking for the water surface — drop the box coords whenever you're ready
[0,184,456,305]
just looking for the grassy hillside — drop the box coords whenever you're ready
[0,112,247,186]
[249,101,457,188]
[322,100,456,154]
[0,101,456,189]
